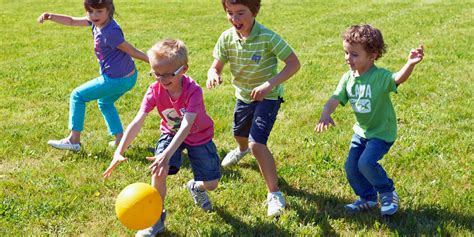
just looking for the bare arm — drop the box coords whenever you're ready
[117,41,149,63]
[250,52,301,101]
[315,98,339,133]
[394,45,424,86]
[37,12,89,26]
[206,59,225,89]
[148,112,197,175]
[103,111,148,178]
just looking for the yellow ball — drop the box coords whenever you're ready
[115,182,163,230]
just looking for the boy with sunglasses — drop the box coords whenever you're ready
[103,39,220,235]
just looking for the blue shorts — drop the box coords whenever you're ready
[233,98,283,145]
[154,134,221,181]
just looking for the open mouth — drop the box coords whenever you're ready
[233,24,244,30]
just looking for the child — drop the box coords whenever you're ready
[315,24,424,216]
[37,0,148,151]
[207,0,300,217]
[103,39,221,235]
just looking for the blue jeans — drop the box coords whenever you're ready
[68,71,137,135]
[345,134,395,201]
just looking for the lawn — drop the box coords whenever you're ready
[0,0,472,235]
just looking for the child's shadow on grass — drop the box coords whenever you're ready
[214,206,291,236]
[278,178,473,235]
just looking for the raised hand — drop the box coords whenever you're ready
[407,45,424,66]
[37,12,51,23]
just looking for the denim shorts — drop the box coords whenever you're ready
[154,133,221,181]
[233,98,283,145]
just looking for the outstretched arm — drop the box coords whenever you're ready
[250,52,301,101]
[315,98,339,133]
[148,112,197,176]
[103,111,148,178]
[394,45,424,86]
[117,41,149,63]
[37,12,89,26]
[206,59,225,89]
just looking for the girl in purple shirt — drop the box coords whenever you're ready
[37,0,148,151]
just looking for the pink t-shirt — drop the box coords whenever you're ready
[140,75,214,146]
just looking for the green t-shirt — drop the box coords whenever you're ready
[213,21,294,104]
[332,65,398,142]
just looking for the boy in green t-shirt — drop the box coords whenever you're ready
[315,24,424,216]
[207,0,300,217]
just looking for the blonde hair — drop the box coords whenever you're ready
[147,39,188,66]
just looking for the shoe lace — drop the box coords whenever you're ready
[193,188,209,205]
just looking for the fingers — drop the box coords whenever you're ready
[146,156,156,161]
[37,13,49,23]
[206,77,222,89]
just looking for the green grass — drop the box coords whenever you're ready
[1,0,473,235]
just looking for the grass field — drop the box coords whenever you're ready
[1,0,473,235]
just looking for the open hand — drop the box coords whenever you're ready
[37,12,51,23]
[407,45,424,66]
[315,115,335,133]
[147,154,168,176]
[206,69,222,89]
[102,153,127,178]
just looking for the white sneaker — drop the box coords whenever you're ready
[267,192,285,217]
[108,141,117,148]
[187,180,212,212]
[221,147,249,167]
[47,139,81,152]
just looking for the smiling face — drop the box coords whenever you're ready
[150,59,186,94]
[224,3,255,38]
[86,7,110,28]
[343,41,377,76]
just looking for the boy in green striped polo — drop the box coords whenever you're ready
[207,0,300,217]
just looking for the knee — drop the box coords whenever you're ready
[97,101,113,111]
[70,88,82,101]
[357,159,374,174]
[249,142,264,154]
[203,180,218,191]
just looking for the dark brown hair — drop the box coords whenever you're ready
[84,0,115,19]
[343,24,386,60]
[221,0,261,16]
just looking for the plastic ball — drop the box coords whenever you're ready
[115,182,163,230]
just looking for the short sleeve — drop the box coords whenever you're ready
[104,27,125,49]
[140,86,156,113]
[379,69,398,93]
[213,32,228,63]
[331,73,350,106]
[269,32,293,61]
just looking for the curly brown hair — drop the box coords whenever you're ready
[221,0,261,16]
[342,24,386,60]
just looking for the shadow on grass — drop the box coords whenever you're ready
[278,178,473,235]
[213,206,291,236]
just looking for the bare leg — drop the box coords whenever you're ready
[250,142,279,193]
[235,136,249,151]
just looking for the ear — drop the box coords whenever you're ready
[371,53,378,61]
[182,64,189,74]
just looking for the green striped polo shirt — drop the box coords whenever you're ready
[213,21,294,103]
